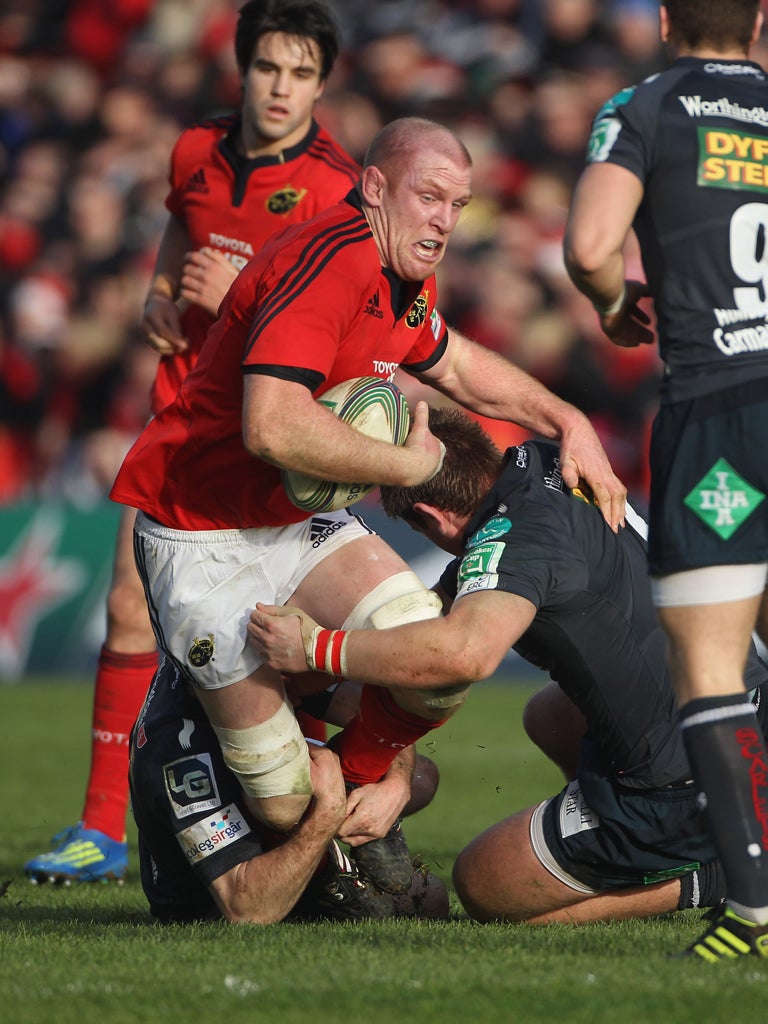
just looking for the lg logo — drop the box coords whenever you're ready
[166,767,213,800]
[163,753,220,814]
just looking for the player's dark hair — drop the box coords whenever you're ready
[235,0,340,79]
[663,0,760,51]
[380,407,502,523]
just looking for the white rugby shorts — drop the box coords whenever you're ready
[133,510,372,690]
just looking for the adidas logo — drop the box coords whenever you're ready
[310,516,347,548]
[186,168,209,194]
[364,290,384,319]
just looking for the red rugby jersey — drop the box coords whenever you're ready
[112,194,448,530]
[151,115,359,412]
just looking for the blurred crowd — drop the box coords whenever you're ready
[3,0,765,508]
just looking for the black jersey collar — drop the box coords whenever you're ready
[673,56,766,81]
[218,116,321,170]
[460,449,529,547]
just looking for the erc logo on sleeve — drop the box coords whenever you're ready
[684,458,765,540]
[430,308,443,341]
[697,128,768,192]
[177,803,252,864]
[586,116,622,163]
[585,85,636,163]
[456,541,504,596]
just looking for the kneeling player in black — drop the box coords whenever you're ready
[129,658,446,924]
[249,407,768,926]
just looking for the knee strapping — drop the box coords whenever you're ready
[342,571,443,630]
[342,571,468,710]
[213,701,312,800]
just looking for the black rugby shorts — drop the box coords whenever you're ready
[648,381,768,575]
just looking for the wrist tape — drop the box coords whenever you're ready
[593,285,626,316]
[307,627,349,677]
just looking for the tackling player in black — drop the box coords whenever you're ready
[248,407,768,928]
[128,657,446,924]
[564,0,768,959]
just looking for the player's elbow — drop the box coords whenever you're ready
[222,906,286,925]
[450,642,500,684]
[565,234,593,278]
[219,893,294,925]
[211,865,296,925]
[242,422,287,466]
[563,232,608,279]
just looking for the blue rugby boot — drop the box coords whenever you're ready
[24,823,127,885]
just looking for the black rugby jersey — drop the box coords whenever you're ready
[587,57,768,403]
[441,441,696,789]
[129,662,264,920]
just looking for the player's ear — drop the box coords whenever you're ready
[752,10,764,46]
[659,5,669,43]
[360,165,385,205]
[411,502,449,536]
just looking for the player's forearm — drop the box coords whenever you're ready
[380,744,416,801]
[243,378,438,487]
[339,620,493,688]
[562,162,643,313]
[383,746,417,814]
[563,248,627,315]
[145,214,190,302]
[248,598,515,686]
[253,415,412,483]
[387,744,417,781]
[562,193,626,310]
[425,330,591,442]
[214,804,340,924]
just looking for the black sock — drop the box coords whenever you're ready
[678,859,726,910]
[681,694,768,910]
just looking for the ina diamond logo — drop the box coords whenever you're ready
[684,458,765,540]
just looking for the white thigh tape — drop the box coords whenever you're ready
[343,571,465,709]
[342,571,442,630]
[213,701,311,799]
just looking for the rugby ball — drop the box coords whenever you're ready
[282,376,410,512]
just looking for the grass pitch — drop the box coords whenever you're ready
[2,678,766,1024]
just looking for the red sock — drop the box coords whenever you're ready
[81,646,158,841]
[332,685,447,786]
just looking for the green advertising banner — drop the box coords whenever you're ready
[0,502,121,681]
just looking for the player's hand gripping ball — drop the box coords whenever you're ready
[282,376,410,512]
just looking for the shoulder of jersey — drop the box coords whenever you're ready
[307,128,360,182]
[195,111,239,136]
[596,64,688,118]
[171,113,236,163]
[278,200,374,263]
